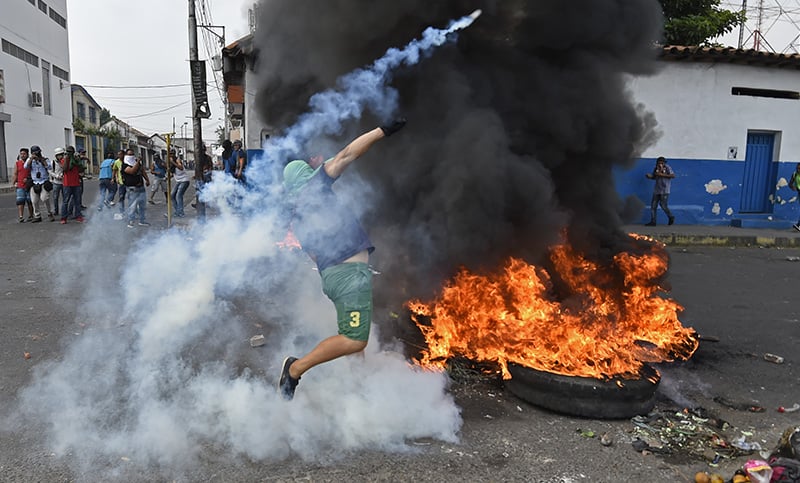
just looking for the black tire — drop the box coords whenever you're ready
[505,363,660,419]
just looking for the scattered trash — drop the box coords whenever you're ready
[786,256,800,262]
[731,435,762,452]
[249,335,266,347]
[600,432,613,446]
[23,352,31,360]
[577,429,595,438]
[778,403,800,413]
[744,459,773,483]
[714,396,765,413]
[697,334,720,342]
[764,353,785,364]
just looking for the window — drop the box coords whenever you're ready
[89,107,96,124]
[28,0,35,5]
[76,102,85,120]
[49,8,67,29]
[41,61,52,116]
[38,0,47,14]
[53,65,69,81]
[1,39,39,67]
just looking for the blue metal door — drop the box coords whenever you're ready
[740,132,775,213]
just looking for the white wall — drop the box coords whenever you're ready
[0,0,72,179]
[244,68,269,150]
[628,61,800,162]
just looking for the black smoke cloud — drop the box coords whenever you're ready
[254,0,663,303]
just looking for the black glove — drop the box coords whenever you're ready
[380,118,407,137]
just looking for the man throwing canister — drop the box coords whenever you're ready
[278,118,406,400]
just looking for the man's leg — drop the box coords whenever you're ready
[289,335,367,380]
[659,194,674,225]
[646,194,658,225]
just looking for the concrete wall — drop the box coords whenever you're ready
[0,0,72,180]
[618,61,800,225]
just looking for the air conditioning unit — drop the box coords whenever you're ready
[30,91,42,107]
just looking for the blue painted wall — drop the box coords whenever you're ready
[614,158,800,226]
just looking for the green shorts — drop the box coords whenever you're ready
[320,262,373,341]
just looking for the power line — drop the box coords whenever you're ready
[122,100,192,119]
[81,83,191,89]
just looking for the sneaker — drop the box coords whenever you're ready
[148,199,155,205]
[60,218,67,224]
[645,221,656,226]
[278,356,300,400]
[793,224,800,232]
[18,216,24,223]
[138,221,150,226]
[26,216,33,222]
[127,221,135,228]
[97,206,103,212]
[109,201,116,206]
[32,217,42,223]
[75,216,85,223]
[48,213,55,222]
[668,216,675,226]
[104,200,111,208]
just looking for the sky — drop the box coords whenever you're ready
[66,0,254,144]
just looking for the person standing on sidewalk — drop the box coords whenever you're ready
[122,150,151,227]
[12,148,34,223]
[50,148,65,217]
[148,153,167,204]
[277,119,406,401]
[789,163,800,232]
[25,146,54,222]
[645,156,675,226]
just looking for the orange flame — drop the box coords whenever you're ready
[408,235,698,380]
[276,228,302,250]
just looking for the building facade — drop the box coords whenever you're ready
[71,83,104,173]
[618,47,800,228]
[0,0,72,181]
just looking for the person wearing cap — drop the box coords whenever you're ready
[277,118,406,401]
[24,145,54,222]
[11,147,34,222]
[50,148,66,216]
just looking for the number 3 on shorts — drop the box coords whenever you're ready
[348,311,361,328]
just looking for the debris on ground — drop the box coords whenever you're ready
[778,403,800,413]
[763,352,785,364]
[629,407,758,461]
[249,335,266,347]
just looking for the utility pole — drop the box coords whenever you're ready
[738,0,747,49]
[188,0,204,182]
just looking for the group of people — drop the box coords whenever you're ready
[96,149,194,227]
[12,145,88,224]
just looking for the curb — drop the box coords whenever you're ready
[647,233,800,248]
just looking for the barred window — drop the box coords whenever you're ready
[49,8,66,29]
[1,39,39,67]
[38,0,47,13]
[53,64,69,81]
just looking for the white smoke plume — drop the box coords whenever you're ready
[7,12,479,480]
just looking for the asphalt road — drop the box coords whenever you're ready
[0,180,798,482]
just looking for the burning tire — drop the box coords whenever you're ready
[505,363,660,419]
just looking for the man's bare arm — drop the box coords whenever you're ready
[324,119,406,179]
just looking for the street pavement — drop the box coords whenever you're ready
[0,180,798,482]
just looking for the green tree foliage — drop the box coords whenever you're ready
[99,108,112,125]
[659,0,746,46]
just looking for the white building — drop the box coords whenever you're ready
[618,46,800,227]
[0,0,72,181]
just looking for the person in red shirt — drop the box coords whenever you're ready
[11,147,34,222]
[60,145,85,223]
